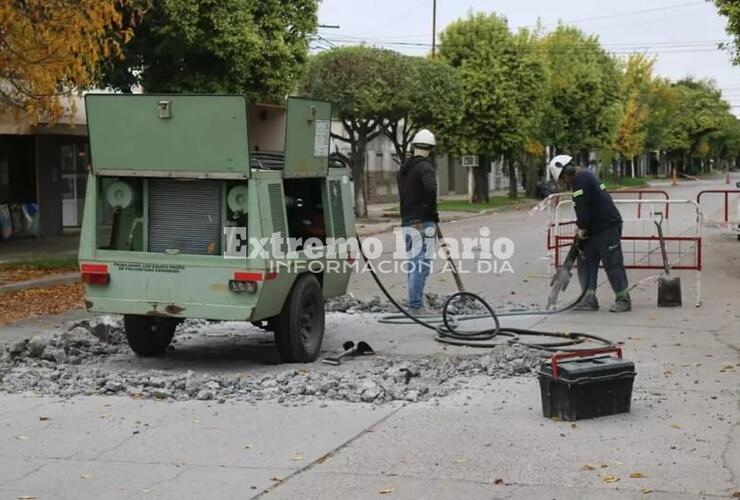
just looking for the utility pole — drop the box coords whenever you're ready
[432,0,437,58]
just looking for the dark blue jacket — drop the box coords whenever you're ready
[572,170,622,235]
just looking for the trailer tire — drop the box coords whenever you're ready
[274,274,325,363]
[123,315,177,357]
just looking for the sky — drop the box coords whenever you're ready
[316,0,740,112]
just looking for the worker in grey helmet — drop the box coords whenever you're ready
[397,129,439,315]
[548,155,631,313]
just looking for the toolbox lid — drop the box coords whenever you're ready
[539,355,635,383]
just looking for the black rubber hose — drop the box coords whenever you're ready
[355,235,614,353]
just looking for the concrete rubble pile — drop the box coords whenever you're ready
[0,316,545,405]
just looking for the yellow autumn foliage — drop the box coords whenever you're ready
[0,0,143,124]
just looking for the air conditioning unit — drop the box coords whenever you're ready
[461,155,479,168]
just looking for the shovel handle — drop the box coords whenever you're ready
[550,347,622,379]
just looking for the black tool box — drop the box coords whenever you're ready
[538,347,635,421]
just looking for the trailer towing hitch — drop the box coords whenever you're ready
[321,341,375,366]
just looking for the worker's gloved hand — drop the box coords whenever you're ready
[576,228,588,240]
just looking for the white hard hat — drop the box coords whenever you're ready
[548,155,573,181]
[412,129,436,148]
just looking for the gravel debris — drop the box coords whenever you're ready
[326,293,540,315]
[0,315,546,405]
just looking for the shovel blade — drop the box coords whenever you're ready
[658,276,682,307]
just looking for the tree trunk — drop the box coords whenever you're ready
[630,157,635,179]
[507,158,518,199]
[351,138,368,218]
[472,154,490,204]
[524,155,539,198]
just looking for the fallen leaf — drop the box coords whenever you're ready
[38,416,50,421]
[379,488,395,495]
[671,423,682,430]
[291,453,305,461]
[600,464,609,468]
[581,464,597,471]
[16,496,38,499]
[641,488,654,494]
[192,417,201,424]
[15,435,30,440]
[571,423,577,429]
[271,477,282,482]
[244,444,253,449]
[602,475,620,484]
[81,474,92,479]
[494,478,505,485]
[452,458,468,464]
[630,472,647,479]
[732,492,740,498]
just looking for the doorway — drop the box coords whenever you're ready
[60,143,88,227]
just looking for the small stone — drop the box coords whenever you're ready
[105,380,124,392]
[196,389,214,401]
[404,390,420,402]
[152,388,172,400]
[9,339,29,356]
[27,336,49,358]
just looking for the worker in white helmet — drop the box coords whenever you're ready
[548,155,631,313]
[397,129,439,315]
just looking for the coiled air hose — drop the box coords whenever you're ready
[355,235,614,353]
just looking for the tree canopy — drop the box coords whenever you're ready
[99,0,318,102]
[715,0,740,64]
[439,13,546,158]
[540,26,623,159]
[0,0,143,123]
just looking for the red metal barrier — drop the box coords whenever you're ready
[608,190,670,219]
[696,189,740,223]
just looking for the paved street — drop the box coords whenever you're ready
[0,178,738,499]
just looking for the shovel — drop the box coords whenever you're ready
[654,213,682,307]
[321,341,375,366]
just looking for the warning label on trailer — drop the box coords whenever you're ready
[314,120,330,157]
[114,262,185,274]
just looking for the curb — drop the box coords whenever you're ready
[0,273,80,294]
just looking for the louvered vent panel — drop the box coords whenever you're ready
[329,180,346,238]
[148,179,222,255]
[268,183,286,236]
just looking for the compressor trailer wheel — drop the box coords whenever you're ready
[123,315,178,356]
[273,274,325,363]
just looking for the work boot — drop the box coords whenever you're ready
[408,306,435,317]
[609,300,632,313]
[574,291,599,311]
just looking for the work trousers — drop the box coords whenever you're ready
[577,223,630,300]
[402,219,436,309]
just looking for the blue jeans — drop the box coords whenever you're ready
[403,219,436,309]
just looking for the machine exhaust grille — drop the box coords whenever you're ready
[329,180,346,238]
[148,179,222,255]
[268,182,287,239]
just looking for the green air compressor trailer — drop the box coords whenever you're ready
[79,94,355,362]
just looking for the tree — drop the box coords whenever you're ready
[439,13,547,200]
[612,54,654,178]
[714,0,740,64]
[381,56,464,164]
[540,26,623,162]
[302,46,398,217]
[99,0,317,102]
[0,0,143,123]
[661,79,730,173]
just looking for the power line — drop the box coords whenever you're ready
[546,1,706,26]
